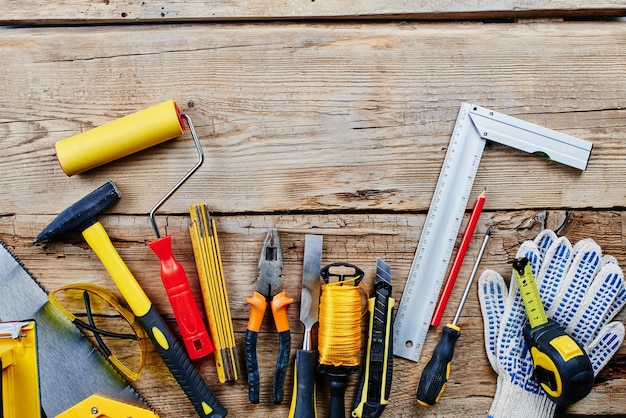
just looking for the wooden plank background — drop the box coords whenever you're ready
[2,1,626,23]
[1,4,625,418]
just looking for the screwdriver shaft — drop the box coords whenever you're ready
[452,226,492,325]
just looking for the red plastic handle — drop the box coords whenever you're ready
[149,235,214,359]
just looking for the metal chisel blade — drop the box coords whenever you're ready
[300,234,323,328]
[0,241,146,416]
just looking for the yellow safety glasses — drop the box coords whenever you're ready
[49,283,148,381]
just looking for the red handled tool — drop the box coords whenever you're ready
[148,114,214,360]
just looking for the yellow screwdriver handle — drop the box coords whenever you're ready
[81,221,151,316]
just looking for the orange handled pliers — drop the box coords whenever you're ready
[245,228,293,404]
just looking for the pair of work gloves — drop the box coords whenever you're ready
[478,229,625,418]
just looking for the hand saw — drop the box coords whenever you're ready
[0,240,150,417]
[393,103,593,362]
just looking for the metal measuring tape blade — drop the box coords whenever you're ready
[393,103,592,362]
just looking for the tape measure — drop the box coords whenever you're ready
[392,103,593,362]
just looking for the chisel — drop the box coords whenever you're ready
[352,258,395,418]
[288,234,323,418]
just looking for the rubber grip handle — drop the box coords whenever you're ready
[271,291,293,333]
[416,324,461,406]
[328,373,349,418]
[274,330,291,404]
[149,235,214,360]
[246,292,267,332]
[138,304,227,417]
[288,349,318,418]
[245,329,261,404]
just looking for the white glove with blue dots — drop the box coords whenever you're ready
[478,229,625,418]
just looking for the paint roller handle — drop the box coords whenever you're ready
[81,221,227,417]
[149,235,214,360]
[139,304,227,417]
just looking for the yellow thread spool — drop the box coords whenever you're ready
[55,99,185,176]
[318,278,363,367]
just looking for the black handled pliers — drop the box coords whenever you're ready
[245,228,293,404]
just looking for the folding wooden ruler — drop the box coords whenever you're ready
[393,102,593,362]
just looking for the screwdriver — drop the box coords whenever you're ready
[511,257,594,405]
[416,226,491,406]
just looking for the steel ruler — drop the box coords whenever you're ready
[393,102,592,362]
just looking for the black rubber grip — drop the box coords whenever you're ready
[289,349,318,418]
[416,325,460,406]
[245,329,260,404]
[138,305,227,417]
[328,373,349,418]
[274,330,291,404]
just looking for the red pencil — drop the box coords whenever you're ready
[430,189,486,327]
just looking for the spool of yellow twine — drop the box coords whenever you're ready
[318,277,365,367]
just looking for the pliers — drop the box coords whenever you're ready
[245,228,293,404]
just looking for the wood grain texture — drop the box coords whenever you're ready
[1,23,626,217]
[2,1,626,23]
[1,15,625,418]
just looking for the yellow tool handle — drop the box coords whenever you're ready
[81,222,151,317]
[512,257,548,329]
[55,394,159,418]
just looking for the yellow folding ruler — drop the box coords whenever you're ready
[189,204,240,382]
[393,103,593,362]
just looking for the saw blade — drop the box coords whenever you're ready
[0,241,147,416]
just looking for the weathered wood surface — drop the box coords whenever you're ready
[1,15,625,418]
[2,1,626,23]
[2,23,626,216]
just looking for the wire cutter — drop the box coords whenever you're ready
[245,228,293,404]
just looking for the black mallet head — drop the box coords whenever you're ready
[36,181,121,243]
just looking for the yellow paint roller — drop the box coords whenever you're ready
[55,99,185,176]
[53,100,215,361]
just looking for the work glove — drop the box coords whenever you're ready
[478,229,625,418]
